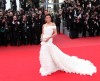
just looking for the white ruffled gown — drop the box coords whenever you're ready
[39,25,97,76]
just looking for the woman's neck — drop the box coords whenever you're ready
[46,22,52,24]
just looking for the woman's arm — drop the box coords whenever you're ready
[49,27,57,39]
[45,23,57,42]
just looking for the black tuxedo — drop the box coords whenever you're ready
[0,21,9,46]
[55,14,61,34]
[34,17,41,44]
[20,19,32,45]
[11,21,21,46]
[88,18,95,36]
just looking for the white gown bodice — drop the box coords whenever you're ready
[41,25,56,43]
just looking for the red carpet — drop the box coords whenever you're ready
[0,34,100,81]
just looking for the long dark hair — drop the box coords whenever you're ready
[45,14,53,22]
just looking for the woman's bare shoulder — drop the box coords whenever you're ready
[51,23,56,26]
[42,24,46,27]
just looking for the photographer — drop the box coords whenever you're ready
[34,14,41,44]
[11,15,21,46]
[0,16,9,46]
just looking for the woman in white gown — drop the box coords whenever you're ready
[39,14,97,76]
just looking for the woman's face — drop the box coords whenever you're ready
[23,15,27,21]
[45,16,51,23]
[13,16,17,21]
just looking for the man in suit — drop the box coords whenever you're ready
[88,16,95,37]
[20,0,26,11]
[0,15,4,46]
[69,17,81,39]
[1,16,9,46]
[34,14,41,44]
[10,0,17,11]
[20,14,33,45]
[55,12,61,34]
[38,9,44,33]
[32,0,39,8]
[2,0,6,10]
[11,15,21,46]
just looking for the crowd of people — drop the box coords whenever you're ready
[0,8,52,46]
[0,0,100,46]
[61,0,100,39]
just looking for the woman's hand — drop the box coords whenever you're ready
[44,37,51,42]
